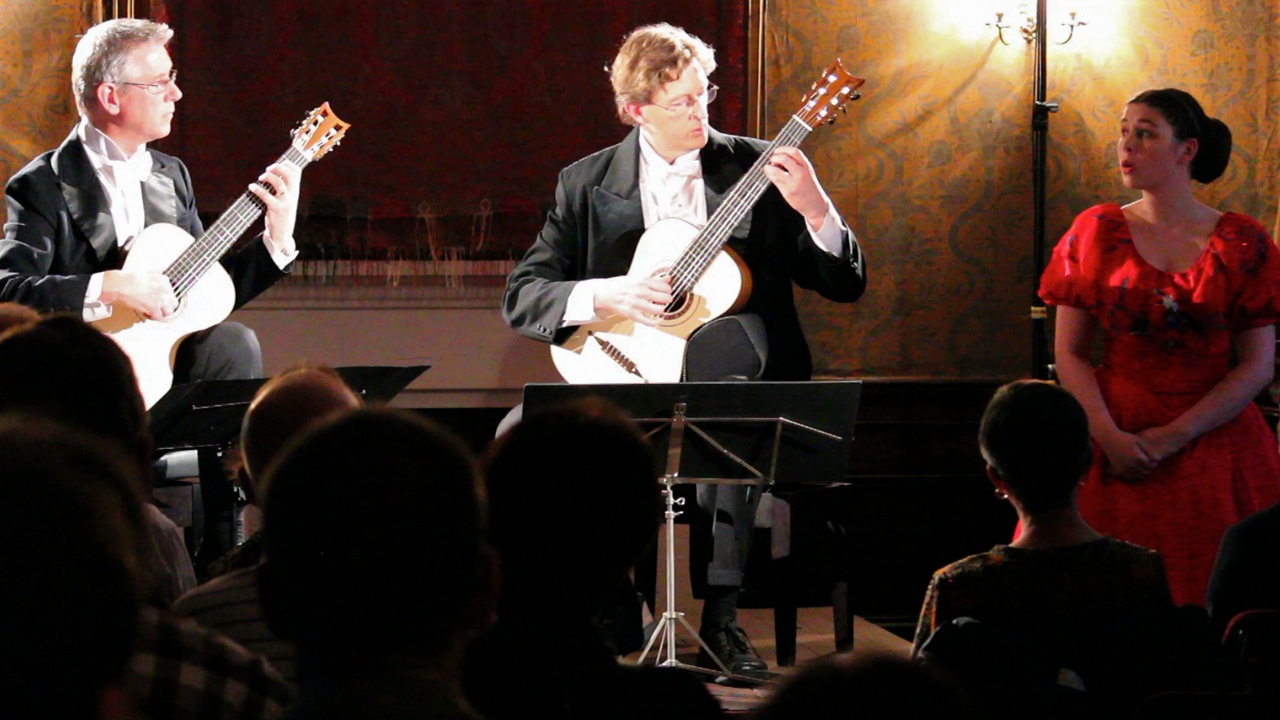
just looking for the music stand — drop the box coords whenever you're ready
[150,364,429,451]
[522,380,860,683]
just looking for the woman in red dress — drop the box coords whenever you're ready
[1040,88,1280,606]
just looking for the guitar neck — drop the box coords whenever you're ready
[668,115,814,296]
[166,146,313,300]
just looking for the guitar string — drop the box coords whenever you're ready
[669,117,810,294]
[169,146,310,297]
[666,141,783,296]
[168,145,314,299]
[166,146,300,280]
[665,116,811,301]
[168,146,304,296]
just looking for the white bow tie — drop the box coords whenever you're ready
[659,154,701,181]
[104,150,154,187]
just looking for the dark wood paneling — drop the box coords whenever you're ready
[784,379,1018,626]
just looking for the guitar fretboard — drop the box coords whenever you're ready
[666,115,814,298]
[166,145,313,300]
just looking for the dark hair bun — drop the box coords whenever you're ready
[1192,116,1232,184]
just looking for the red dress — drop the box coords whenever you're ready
[1040,204,1280,606]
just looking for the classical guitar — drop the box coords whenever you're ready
[92,103,350,409]
[550,61,864,384]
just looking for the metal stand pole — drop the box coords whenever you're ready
[1030,0,1054,380]
[636,477,730,676]
[633,402,774,684]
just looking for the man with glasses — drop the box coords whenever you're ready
[503,23,867,677]
[1,18,304,566]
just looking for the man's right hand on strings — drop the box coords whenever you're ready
[593,275,674,325]
[100,269,178,319]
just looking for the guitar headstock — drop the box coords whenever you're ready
[796,60,865,127]
[291,102,350,161]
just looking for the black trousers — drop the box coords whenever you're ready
[173,322,263,383]
[172,322,263,562]
[683,315,769,591]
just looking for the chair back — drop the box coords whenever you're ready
[1222,608,1280,692]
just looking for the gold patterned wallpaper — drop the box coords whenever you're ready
[767,0,1280,379]
[0,0,86,176]
[3,1,1278,383]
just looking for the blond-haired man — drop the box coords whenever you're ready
[503,23,867,675]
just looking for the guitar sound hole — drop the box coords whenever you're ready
[661,292,689,321]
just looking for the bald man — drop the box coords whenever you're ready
[172,365,361,684]
[240,366,363,487]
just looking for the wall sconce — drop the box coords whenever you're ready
[988,9,1036,45]
[988,3,1087,45]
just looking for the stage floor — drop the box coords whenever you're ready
[622,524,914,711]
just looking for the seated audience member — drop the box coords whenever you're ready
[0,315,291,718]
[257,409,495,719]
[0,419,147,720]
[913,380,1195,717]
[1208,501,1280,632]
[749,652,982,720]
[173,366,362,684]
[0,314,195,605]
[463,398,719,720]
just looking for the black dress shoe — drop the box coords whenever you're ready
[696,623,768,676]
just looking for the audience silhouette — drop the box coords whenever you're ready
[0,315,291,718]
[173,365,362,684]
[463,397,719,720]
[750,652,982,720]
[257,408,495,719]
[0,419,147,719]
[914,380,1214,718]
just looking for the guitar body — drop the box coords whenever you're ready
[91,223,236,409]
[551,217,750,384]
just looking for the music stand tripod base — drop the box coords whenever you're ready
[635,401,783,685]
[635,475,775,685]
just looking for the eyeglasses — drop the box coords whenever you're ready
[649,84,718,115]
[116,68,178,95]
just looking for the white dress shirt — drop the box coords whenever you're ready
[79,119,152,321]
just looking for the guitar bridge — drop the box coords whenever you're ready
[590,333,645,380]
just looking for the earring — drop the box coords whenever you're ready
[994,489,1009,500]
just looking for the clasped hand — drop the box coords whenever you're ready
[1100,425,1189,482]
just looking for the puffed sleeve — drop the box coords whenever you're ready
[1225,215,1280,332]
[911,572,944,657]
[1038,205,1120,311]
